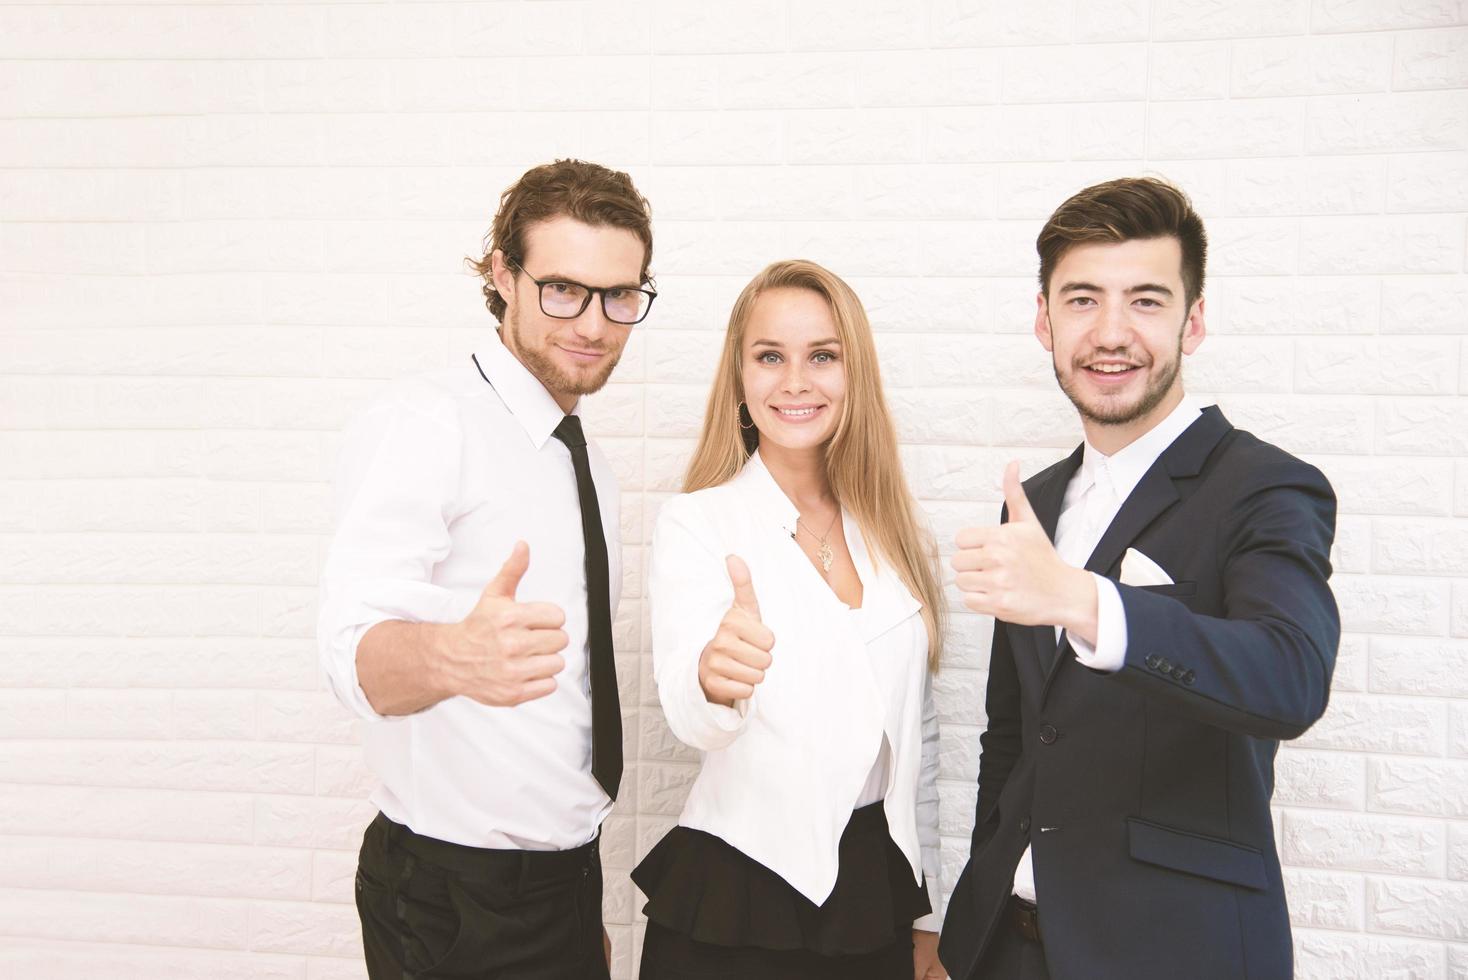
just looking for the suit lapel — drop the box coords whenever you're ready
[1039,406,1235,701]
[1023,447,1082,682]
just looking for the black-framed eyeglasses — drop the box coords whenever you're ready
[504,256,657,326]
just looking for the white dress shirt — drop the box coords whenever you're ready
[317,327,620,851]
[649,452,942,930]
[1011,396,1205,902]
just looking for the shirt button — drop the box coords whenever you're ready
[1039,724,1058,745]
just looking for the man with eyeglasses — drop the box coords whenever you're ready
[318,159,655,980]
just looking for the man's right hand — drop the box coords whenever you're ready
[697,555,775,708]
[440,541,569,706]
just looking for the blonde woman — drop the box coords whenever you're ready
[633,260,947,980]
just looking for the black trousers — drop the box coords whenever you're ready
[355,812,610,980]
[639,921,914,980]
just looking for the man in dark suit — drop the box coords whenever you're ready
[938,177,1339,980]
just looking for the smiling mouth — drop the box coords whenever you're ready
[559,345,608,362]
[774,405,824,419]
[1083,362,1143,380]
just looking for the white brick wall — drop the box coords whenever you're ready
[1,2,1464,977]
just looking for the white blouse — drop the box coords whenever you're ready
[649,452,942,931]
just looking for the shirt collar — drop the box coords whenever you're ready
[473,327,576,450]
[730,451,801,537]
[1081,395,1207,503]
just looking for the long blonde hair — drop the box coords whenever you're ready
[684,260,945,669]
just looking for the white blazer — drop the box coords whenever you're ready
[648,452,941,927]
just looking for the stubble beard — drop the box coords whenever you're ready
[503,309,623,400]
[1054,330,1184,429]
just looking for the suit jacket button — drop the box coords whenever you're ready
[1039,724,1058,745]
[1019,816,1031,833]
[1145,654,1161,669]
[1157,658,1173,673]
[1181,670,1195,685]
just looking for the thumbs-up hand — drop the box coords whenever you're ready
[952,461,1097,637]
[698,555,776,708]
[444,541,570,707]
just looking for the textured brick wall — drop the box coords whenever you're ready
[1,2,1466,977]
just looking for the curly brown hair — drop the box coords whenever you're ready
[468,159,654,322]
[1037,177,1208,308]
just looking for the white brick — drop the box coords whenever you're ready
[1274,748,1367,809]
[1074,0,1151,40]
[1228,157,1386,216]
[858,50,999,107]
[0,944,306,980]
[1378,399,1468,456]
[1149,98,1305,157]
[1149,42,1232,100]
[1294,930,1446,980]
[651,0,786,54]
[1369,757,1468,816]
[0,690,65,738]
[1390,153,1468,214]
[1334,575,1451,635]
[0,740,314,795]
[1295,692,1446,755]
[928,0,1072,46]
[1283,868,1365,930]
[1155,0,1309,38]
[1313,0,1468,32]
[1222,395,1374,455]
[1210,276,1378,336]
[1297,338,1459,395]
[0,837,311,901]
[1371,636,1468,697]
[1375,518,1468,574]
[1301,215,1464,276]
[255,796,376,851]
[1186,336,1293,394]
[1001,44,1148,103]
[0,887,248,949]
[1369,877,1468,940]
[1308,91,1468,153]
[1282,811,1443,874]
[789,0,926,50]
[1314,457,1453,516]
[1382,276,1468,334]
[64,690,171,740]
[1331,633,1369,693]
[1455,581,1468,637]
[1231,34,1393,97]
[928,105,1069,162]
[1451,823,1468,880]
[1070,102,1149,161]
[787,109,924,165]
[250,900,361,958]
[1396,26,1468,90]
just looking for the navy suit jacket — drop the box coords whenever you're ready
[939,407,1339,980]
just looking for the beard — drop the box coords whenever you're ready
[503,309,623,400]
[1053,326,1184,428]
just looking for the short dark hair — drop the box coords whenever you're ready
[1037,177,1208,308]
[468,159,654,322]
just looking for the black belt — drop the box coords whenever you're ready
[1009,894,1041,943]
[374,812,598,887]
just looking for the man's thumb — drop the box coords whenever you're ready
[484,541,530,600]
[726,554,760,617]
[1003,460,1039,525]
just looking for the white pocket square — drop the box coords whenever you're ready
[1120,548,1174,587]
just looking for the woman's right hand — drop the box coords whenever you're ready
[697,555,775,707]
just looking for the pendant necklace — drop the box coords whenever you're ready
[794,510,840,574]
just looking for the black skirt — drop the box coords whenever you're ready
[631,801,931,957]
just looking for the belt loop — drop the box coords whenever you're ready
[516,850,532,897]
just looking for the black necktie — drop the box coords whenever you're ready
[551,414,622,801]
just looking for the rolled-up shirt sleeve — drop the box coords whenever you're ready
[317,386,466,722]
[648,494,753,751]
